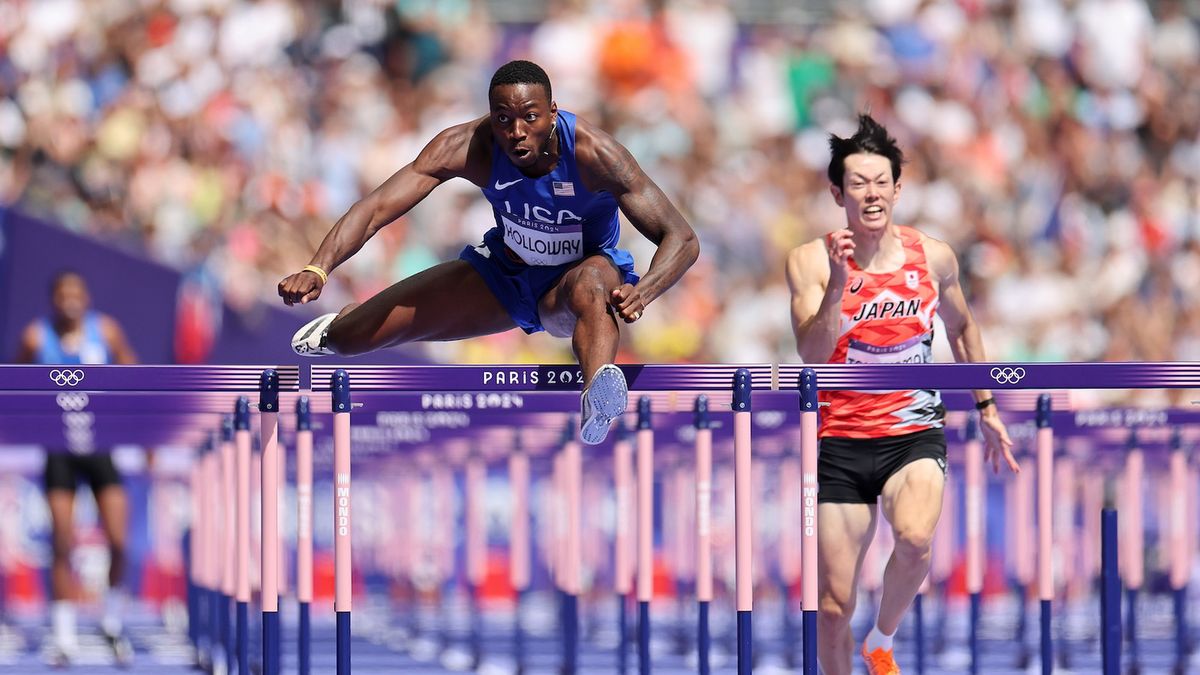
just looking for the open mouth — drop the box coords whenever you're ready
[863,206,885,219]
[511,147,532,160]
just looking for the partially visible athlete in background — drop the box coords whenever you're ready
[17,270,137,666]
[787,114,1018,675]
[279,60,698,445]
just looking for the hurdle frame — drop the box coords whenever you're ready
[3,361,1199,675]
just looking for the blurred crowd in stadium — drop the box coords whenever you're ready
[2,0,1198,371]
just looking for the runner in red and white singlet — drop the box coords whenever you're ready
[786,114,1019,675]
[820,225,943,439]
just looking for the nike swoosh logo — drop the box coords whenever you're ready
[494,178,523,190]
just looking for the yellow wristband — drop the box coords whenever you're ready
[302,264,328,284]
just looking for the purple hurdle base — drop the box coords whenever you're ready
[299,601,311,675]
[1101,508,1121,675]
[337,610,350,675]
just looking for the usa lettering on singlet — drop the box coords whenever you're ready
[820,226,945,439]
[479,110,622,267]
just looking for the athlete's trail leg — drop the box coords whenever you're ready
[876,458,945,634]
[817,502,877,675]
[324,260,515,354]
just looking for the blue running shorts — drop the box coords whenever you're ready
[458,228,639,334]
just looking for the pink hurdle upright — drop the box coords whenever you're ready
[635,396,653,675]
[693,395,713,675]
[797,369,820,675]
[964,412,985,674]
[732,369,753,675]
[331,370,352,675]
[234,396,252,675]
[509,439,531,671]
[295,396,313,675]
[612,422,634,674]
[258,370,282,675]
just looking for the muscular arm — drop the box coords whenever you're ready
[787,241,844,363]
[279,120,490,305]
[15,324,38,364]
[576,122,698,307]
[929,239,991,402]
[307,121,488,274]
[931,237,1017,472]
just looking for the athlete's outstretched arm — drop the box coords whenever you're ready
[787,232,853,363]
[278,121,487,305]
[931,238,1018,474]
[577,124,698,322]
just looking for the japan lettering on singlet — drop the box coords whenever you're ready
[820,226,945,439]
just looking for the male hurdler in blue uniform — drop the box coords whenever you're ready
[280,61,699,444]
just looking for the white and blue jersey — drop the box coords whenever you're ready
[36,311,110,364]
[459,110,638,333]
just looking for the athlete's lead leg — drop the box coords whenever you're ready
[817,502,877,675]
[293,260,516,356]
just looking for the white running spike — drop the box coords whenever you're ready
[579,364,628,445]
[291,313,338,357]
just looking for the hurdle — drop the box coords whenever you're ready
[185,441,202,665]
[259,370,281,675]
[509,433,531,674]
[465,448,487,669]
[295,395,313,675]
[782,361,1200,675]
[612,420,633,674]
[307,363,774,674]
[4,361,1200,674]
[636,396,653,675]
[963,410,984,674]
[0,365,302,673]
[217,413,235,674]
[233,396,252,674]
[693,395,713,675]
[1168,428,1192,675]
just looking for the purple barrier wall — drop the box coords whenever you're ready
[0,209,421,365]
[0,209,179,362]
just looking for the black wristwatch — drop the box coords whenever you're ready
[974,397,996,411]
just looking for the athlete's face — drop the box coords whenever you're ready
[831,153,901,232]
[52,274,90,323]
[489,83,557,169]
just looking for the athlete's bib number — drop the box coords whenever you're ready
[845,335,931,365]
[501,215,583,266]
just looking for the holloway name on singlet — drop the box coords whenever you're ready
[498,202,584,266]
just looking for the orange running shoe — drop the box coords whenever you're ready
[861,641,901,674]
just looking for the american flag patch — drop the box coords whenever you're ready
[553,181,575,196]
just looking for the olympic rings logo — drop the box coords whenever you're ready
[49,369,85,387]
[62,412,94,429]
[990,366,1026,384]
[56,393,90,411]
